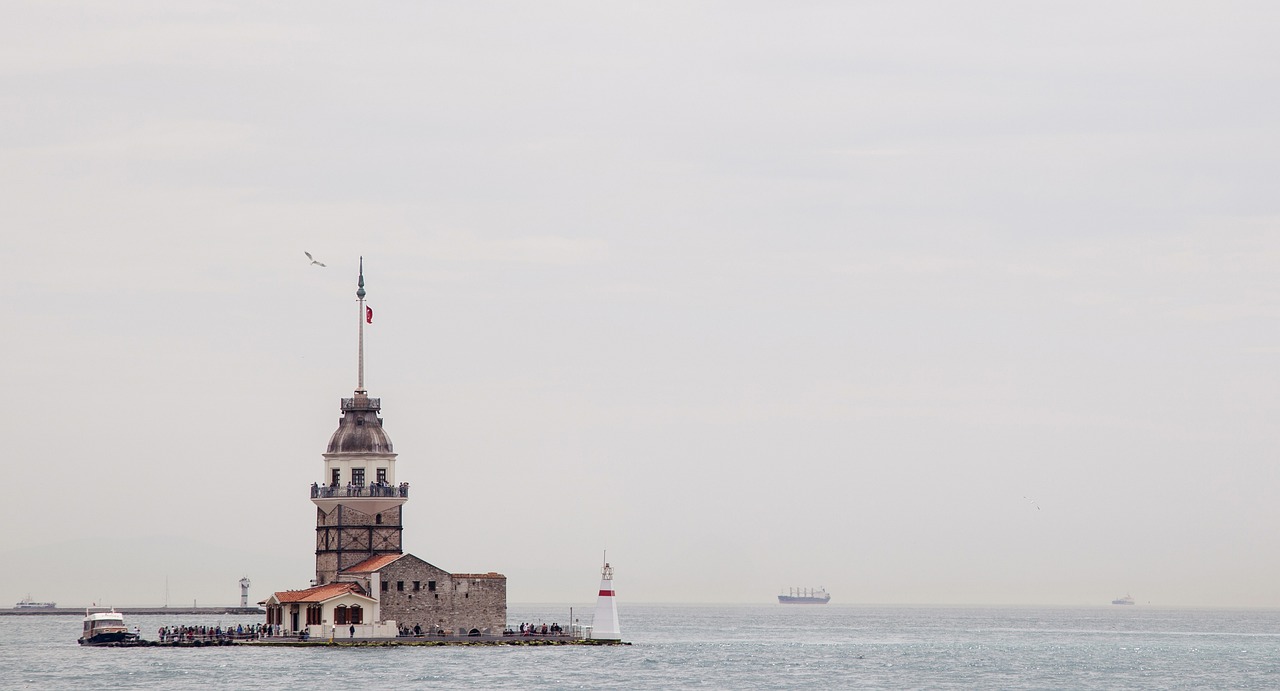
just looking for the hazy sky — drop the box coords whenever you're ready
[3,1,1278,608]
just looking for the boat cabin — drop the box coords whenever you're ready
[78,609,138,645]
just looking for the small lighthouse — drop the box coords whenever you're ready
[590,556,621,641]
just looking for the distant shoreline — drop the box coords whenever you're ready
[0,607,263,616]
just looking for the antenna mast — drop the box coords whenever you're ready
[357,257,366,394]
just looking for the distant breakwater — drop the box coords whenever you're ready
[0,607,263,616]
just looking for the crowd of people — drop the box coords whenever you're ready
[509,622,565,636]
[310,481,410,498]
[398,624,447,637]
[156,624,269,642]
[152,621,572,642]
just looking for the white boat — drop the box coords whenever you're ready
[14,595,56,609]
[78,609,140,645]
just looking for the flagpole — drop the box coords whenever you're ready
[357,256,366,395]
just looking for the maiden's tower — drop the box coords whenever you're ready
[265,260,506,638]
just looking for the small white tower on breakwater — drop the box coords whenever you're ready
[590,555,621,640]
[239,577,251,608]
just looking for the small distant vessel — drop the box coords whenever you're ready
[1112,594,1135,605]
[778,587,830,604]
[78,609,140,645]
[14,595,56,609]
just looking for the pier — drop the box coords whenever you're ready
[85,630,628,647]
[92,638,627,647]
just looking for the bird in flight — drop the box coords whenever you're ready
[1023,496,1041,510]
[304,251,326,267]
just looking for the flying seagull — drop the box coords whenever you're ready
[1023,496,1041,511]
[304,251,326,267]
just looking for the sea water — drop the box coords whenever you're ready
[2,604,1278,689]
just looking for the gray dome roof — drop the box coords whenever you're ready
[326,396,394,453]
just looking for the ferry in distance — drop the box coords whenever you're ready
[1112,594,1135,605]
[15,595,56,609]
[778,587,830,604]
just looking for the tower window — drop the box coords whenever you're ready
[397,581,404,592]
[377,468,387,484]
[381,581,388,592]
[413,581,420,591]
[427,581,436,592]
[331,468,340,486]
[352,468,365,487]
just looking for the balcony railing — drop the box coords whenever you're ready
[341,397,381,411]
[310,483,408,499]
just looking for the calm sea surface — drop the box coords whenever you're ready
[3,604,1278,689]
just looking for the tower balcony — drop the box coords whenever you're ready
[341,397,381,411]
[310,482,408,515]
[311,483,407,500]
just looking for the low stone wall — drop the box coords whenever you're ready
[304,622,399,639]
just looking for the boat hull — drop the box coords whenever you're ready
[777,596,830,604]
[79,632,141,646]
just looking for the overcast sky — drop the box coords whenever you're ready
[2,1,1278,608]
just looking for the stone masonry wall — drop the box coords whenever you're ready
[317,505,402,527]
[374,554,507,634]
[316,505,404,585]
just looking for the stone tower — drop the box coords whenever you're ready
[311,259,408,585]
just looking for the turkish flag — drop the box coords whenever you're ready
[366,306,373,324]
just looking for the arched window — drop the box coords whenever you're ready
[350,605,363,624]
[334,605,348,625]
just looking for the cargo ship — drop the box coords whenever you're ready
[778,587,830,604]
[1111,594,1135,605]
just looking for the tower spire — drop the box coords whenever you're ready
[357,257,366,395]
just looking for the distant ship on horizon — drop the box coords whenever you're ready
[778,587,830,604]
[1112,593,1135,605]
[15,595,56,609]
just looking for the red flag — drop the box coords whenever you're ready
[366,306,373,324]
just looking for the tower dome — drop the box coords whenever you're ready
[326,394,394,453]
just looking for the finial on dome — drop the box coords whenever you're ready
[357,256,366,299]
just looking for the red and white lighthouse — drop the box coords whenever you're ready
[590,556,621,640]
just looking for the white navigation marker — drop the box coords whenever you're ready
[590,554,621,641]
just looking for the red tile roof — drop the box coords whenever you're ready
[453,572,506,580]
[343,554,405,573]
[271,582,366,604]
